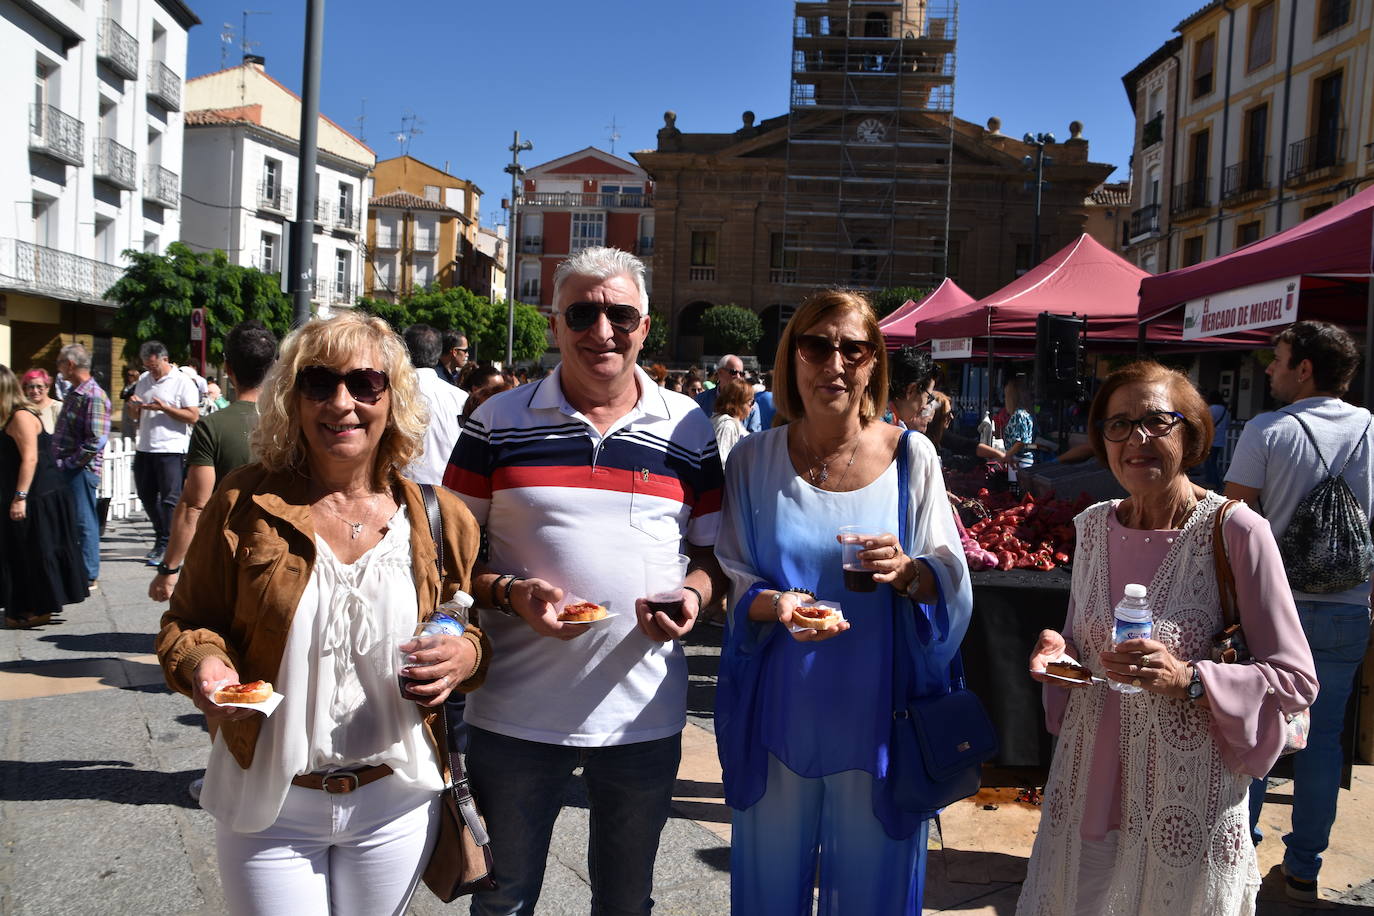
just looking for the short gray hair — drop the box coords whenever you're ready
[58,343,91,369]
[715,354,741,371]
[139,340,168,361]
[552,247,649,313]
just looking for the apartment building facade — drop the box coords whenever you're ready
[0,0,197,374]
[363,155,498,303]
[513,147,654,311]
[1122,0,1374,274]
[180,58,374,315]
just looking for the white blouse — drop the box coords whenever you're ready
[201,508,444,833]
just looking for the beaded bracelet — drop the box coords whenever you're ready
[770,587,816,617]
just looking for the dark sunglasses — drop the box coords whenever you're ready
[296,365,390,404]
[561,301,644,333]
[1098,410,1185,442]
[795,334,877,367]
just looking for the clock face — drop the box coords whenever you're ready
[856,118,887,143]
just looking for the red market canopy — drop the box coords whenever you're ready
[915,234,1150,348]
[878,277,976,348]
[1138,185,1374,324]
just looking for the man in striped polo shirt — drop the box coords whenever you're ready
[445,247,726,915]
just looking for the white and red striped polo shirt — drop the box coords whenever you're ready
[444,365,723,746]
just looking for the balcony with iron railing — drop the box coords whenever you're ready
[0,238,124,304]
[97,18,138,79]
[312,197,332,230]
[256,181,292,215]
[94,136,136,190]
[412,230,439,252]
[519,279,541,300]
[519,236,543,254]
[334,206,361,233]
[688,266,716,282]
[147,60,181,111]
[28,103,84,166]
[1128,203,1161,240]
[1142,113,1163,148]
[144,164,179,208]
[520,191,653,209]
[1221,156,1271,201]
[1287,130,1346,184]
[373,228,400,249]
[769,268,798,283]
[312,276,354,304]
[1170,176,1210,216]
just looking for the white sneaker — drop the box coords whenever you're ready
[188,776,204,803]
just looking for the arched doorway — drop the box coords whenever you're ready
[676,300,715,363]
[757,303,796,368]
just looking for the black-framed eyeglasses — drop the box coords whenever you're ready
[560,301,643,333]
[795,334,877,367]
[296,366,390,404]
[1098,410,1186,442]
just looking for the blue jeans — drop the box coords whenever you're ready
[465,726,682,916]
[1248,599,1372,881]
[63,466,101,581]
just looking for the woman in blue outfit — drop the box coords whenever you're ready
[714,290,972,914]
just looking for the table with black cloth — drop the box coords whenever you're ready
[961,566,1071,784]
[959,566,1357,789]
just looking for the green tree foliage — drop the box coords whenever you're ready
[107,242,292,364]
[701,304,763,357]
[642,309,669,358]
[355,289,549,364]
[873,286,930,320]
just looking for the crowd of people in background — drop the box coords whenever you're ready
[2,243,1369,915]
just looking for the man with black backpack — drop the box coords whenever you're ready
[1225,320,1373,904]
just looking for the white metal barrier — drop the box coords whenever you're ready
[99,436,142,519]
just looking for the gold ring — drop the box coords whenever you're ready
[1141,653,1153,666]
[1132,678,1143,688]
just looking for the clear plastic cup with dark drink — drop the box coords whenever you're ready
[644,552,691,624]
[839,526,879,592]
[396,608,466,699]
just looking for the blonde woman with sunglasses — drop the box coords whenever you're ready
[156,312,489,915]
[714,289,972,913]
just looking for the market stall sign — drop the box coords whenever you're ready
[932,337,973,359]
[1181,276,1300,340]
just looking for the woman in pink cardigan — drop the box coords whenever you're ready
[1018,361,1317,916]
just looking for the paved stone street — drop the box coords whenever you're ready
[1,517,1371,914]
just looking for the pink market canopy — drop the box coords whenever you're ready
[878,278,976,349]
[1137,185,1374,357]
[916,234,1150,350]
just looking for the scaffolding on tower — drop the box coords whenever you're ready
[782,0,957,292]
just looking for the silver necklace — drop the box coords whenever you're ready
[800,426,863,488]
[315,492,382,539]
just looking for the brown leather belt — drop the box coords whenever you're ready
[291,764,393,794]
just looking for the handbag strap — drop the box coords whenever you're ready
[419,482,445,580]
[1211,499,1242,628]
[890,432,965,712]
[417,483,489,847]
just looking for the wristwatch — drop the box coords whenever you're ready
[1187,665,1205,702]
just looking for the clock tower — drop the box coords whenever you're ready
[782,1,957,291]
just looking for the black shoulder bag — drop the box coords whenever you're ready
[887,433,999,816]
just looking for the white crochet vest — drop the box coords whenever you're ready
[1017,493,1259,916]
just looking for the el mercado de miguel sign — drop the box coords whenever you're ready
[1182,276,1300,340]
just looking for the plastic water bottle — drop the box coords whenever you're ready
[978,411,995,446]
[1111,583,1152,694]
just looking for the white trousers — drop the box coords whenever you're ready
[1074,830,1121,916]
[215,777,439,916]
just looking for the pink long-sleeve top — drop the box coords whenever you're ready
[1044,502,1318,842]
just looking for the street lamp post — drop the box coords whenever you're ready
[504,131,532,366]
[1023,132,1055,267]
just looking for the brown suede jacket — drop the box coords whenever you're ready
[155,463,487,770]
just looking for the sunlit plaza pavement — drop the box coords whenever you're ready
[1,517,1370,914]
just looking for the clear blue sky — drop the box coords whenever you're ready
[185,1,1204,227]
